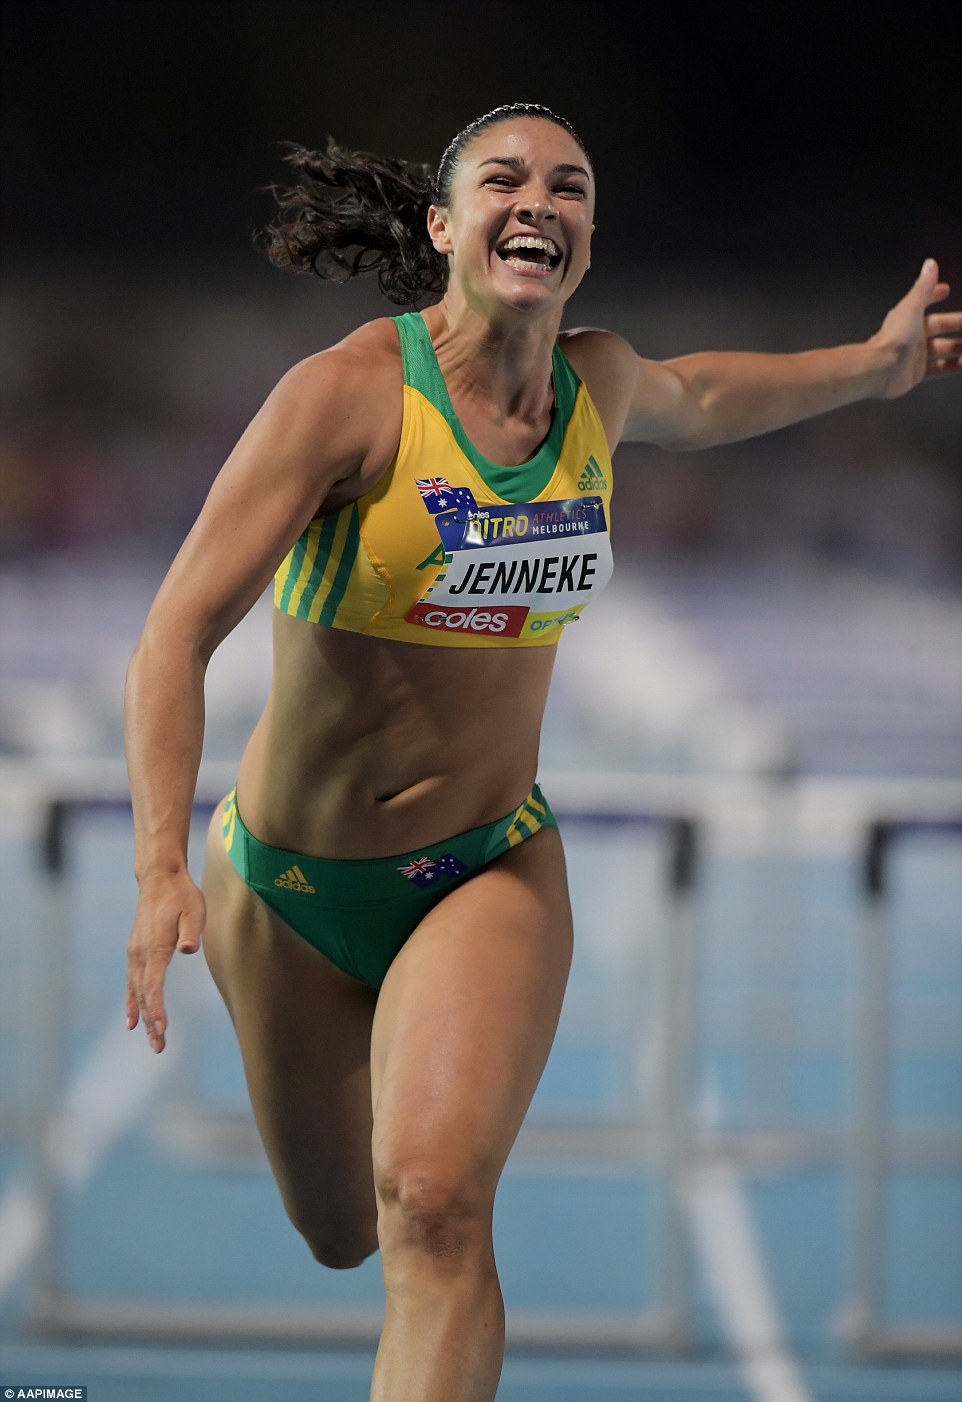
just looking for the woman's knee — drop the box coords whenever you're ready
[289,1205,379,1270]
[308,1234,378,1271]
[374,1157,494,1263]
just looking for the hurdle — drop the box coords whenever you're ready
[23,767,704,1353]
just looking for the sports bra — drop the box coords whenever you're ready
[273,311,614,648]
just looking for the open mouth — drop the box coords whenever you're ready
[496,235,563,274]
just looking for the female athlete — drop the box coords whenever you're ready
[124,104,961,1401]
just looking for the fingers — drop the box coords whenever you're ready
[927,356,962,377]
[925,327,962,378]
[914,259,950,309]
[130,942,173,1052]
[126,877,206,1052]
[918,263,959,375]
[928,336,962,358]
[140,952,171,1052]
[176,888,206,954]
[926,312,962,336]
[125,934,172,1051]
[126,981,139,1032]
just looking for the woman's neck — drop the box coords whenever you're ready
[422,295,560,424]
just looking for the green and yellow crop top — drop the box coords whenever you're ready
[274,311,614,648]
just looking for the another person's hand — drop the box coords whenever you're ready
[872,259,962,398]
[126,871,206,1053]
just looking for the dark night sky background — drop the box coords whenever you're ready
[3,0,958,280]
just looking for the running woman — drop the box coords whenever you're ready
[124,104,961,1402]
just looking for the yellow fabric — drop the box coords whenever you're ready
[275,344,614,649]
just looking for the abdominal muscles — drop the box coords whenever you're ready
[234,612,557,859]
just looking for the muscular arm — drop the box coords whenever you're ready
[629,339,900,449]
[569,260,960,451]
[124,329,391,1048]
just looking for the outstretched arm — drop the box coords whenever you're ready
[622,260,961,449]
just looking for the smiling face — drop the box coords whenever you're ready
[428,117,595,317]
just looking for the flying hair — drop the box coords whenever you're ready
[258,104,588,307]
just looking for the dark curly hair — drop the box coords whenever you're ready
[259,103,589,307]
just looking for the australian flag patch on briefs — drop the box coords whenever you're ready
[397,852,469,888]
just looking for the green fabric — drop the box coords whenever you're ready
[393,311,580,504]
[223,785,557,988]
[318,503,360,625]
[278,505,361,622]
[301,514,338,615]
[277,527,311,614]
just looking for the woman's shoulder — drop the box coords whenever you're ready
[557,325,635,377]
[557,326,637,440]
[283,316,403,398]
[258,318,404,486]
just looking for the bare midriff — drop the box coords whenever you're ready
[234,610,557,859]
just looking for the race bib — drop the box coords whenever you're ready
[406,493,612,640]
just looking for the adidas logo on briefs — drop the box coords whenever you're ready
[578,456,608,492]
[274,864,316,893]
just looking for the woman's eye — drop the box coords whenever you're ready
[482,176,585,196]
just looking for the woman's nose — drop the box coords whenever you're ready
[518,193,558,221]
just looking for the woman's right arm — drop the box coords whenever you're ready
[125,335,385,1052]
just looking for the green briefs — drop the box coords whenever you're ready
[221,784,558,988]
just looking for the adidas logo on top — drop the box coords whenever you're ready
[578,455,608,491]
[274,864,316,893]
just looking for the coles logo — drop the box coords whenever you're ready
[406,602,528,636]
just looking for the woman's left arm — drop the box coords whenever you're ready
[625,260,962,449]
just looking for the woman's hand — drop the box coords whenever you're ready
[126,870,206,1053]
[871,259,962,398]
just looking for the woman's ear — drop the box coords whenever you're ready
[427,205,453,256]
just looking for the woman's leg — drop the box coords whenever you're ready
[201,815,380,1268]
[369,825,573,1402]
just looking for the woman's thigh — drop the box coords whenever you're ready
[370,824,573,1209]
[202,814,379,1264]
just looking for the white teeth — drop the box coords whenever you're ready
[500,235,560,256]
[503,257,552,273]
